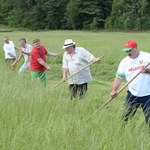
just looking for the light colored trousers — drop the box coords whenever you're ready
[19,62,29,74]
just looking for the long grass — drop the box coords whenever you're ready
[0,31,150,150]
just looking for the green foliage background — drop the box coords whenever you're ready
[1,0,150,30]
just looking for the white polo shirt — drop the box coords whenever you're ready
[116,51,150,97]
[62,47,94,84]
[3,41,16,59]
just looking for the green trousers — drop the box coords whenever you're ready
[31,71,46,85]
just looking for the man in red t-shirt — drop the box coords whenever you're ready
[30,39,59,84]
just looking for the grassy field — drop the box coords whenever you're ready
[0,31,150,150]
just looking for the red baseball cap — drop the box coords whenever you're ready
[123,40,137,51]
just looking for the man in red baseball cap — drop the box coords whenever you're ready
[121,40,139,59]
[110,40,150,130]
[122,40,137,51]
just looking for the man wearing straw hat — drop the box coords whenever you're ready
[62,39,100,99]
[30,39,59,85]
[111,40,150,128]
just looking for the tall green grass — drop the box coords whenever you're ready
[0,31,150,150]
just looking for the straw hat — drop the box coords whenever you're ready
[62,39,76,49]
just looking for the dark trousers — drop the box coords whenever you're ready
[5,58,15,65]
[123,91,150,127]
[5,58,15,62]
[69,83,88,99]
[5,58,16,69]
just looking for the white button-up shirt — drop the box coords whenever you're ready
[62,47,94,84]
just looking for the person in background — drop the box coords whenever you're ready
[30,38,60,85]
[62,39,100,99]
[3,36,17,65]
[110,40,150,129]
[12,38,32,74]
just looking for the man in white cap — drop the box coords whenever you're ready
[62,39,100,99]
[110,40,150,129]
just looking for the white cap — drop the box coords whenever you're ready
[62,39,76,49]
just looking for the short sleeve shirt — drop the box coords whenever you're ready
[116,51,150,96]
[30,45,48,72]
[62,47,94,84]
[21,44,32,63]
[3,41,16,59]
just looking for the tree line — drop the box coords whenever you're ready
[0,0,150,31]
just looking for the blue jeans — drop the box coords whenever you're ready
[124,91,150,127]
